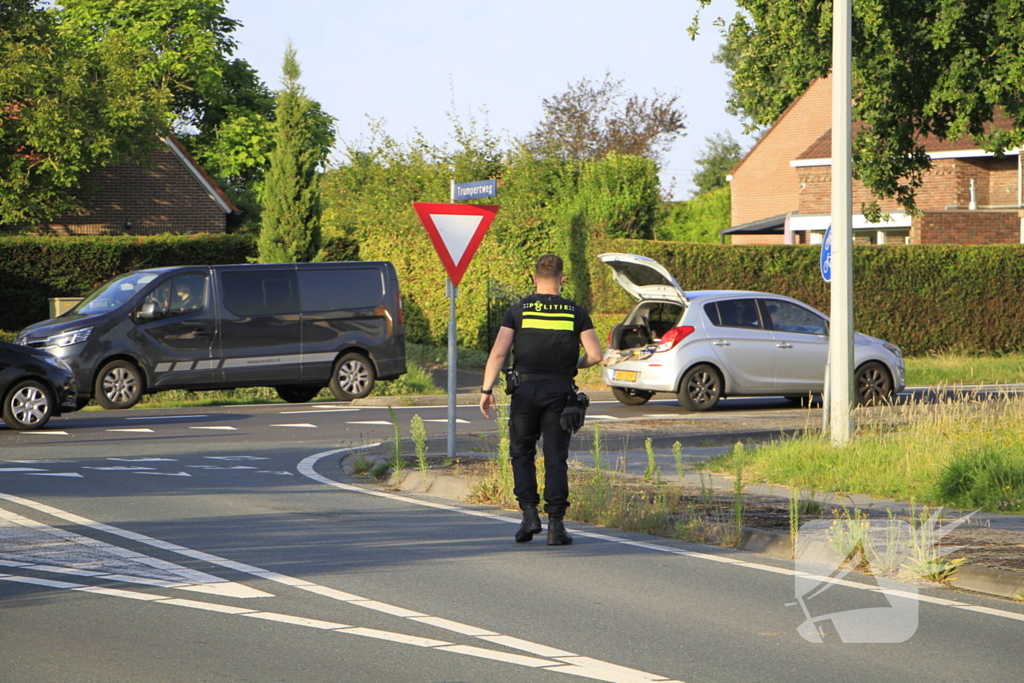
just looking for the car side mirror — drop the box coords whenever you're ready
[137,301,160,322]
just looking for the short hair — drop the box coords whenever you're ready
[534,254,563,280]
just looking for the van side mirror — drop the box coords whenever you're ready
[137,301,160,322]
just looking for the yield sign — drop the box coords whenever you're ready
[413,202,499,286]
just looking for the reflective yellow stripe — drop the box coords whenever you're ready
[522,319,574,330]
[524,311,574,319]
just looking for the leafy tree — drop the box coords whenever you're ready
[691,131,743,196]
[524,73,687,165]
[693,0,1024,216]
[258,44,334,263]
[56,0,278,218]
[0,0,170,225]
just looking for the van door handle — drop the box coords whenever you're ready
[184,325,214,337]
[712,341,730,346]
[776,343,793,349]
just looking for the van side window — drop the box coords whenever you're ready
[705,299,763,329]
[221,271,299,317]
[298,269,384,312]
[140,273,208,318]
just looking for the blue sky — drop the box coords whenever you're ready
[226,0,753,200]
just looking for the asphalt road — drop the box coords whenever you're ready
[2,399,1023,682]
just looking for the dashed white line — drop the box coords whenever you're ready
[269,423,317,428]
[189,426,238,431]
[422,418,471,424]
[126,415,208,421]
[0,468,48,473]
[106,428,155,433]
[108,458,177,462]
[134,472,191,477]
[18,430,70,435]
[279,409,357,415]
[347,421,393,425]
[25,473,82,478]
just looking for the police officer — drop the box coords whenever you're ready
[479,254,603,545]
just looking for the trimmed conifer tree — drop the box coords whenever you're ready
[258,43,324,263]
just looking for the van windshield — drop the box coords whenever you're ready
[68,272,161,315]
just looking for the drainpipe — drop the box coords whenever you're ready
[969,178,977,211]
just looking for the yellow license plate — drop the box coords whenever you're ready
[614,370,638,382]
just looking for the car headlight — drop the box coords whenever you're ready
[45,327,93,348]
[882,343,902,358]
[42,355,73,373]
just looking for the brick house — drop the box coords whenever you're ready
[10,137,238,236]
[725,78,1023,245]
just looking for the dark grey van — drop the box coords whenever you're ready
[15,262,406,409]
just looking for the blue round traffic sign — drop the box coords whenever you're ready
[820,224,832,283]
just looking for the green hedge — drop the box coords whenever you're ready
[5,234,1024,357]
[0,235,256,332]
[588,240,1024,357]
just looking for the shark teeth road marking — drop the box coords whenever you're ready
[347,420,393,425]
[0,468,48,473]
[26,473,83,478]
[189,426,238,431]
[269,423,317,428]
[206,456,268,461]
[422,418,471,424]
[108,458,176,462]
[135,472,191,477]
[106,428,155,433]
[18,431,70,435]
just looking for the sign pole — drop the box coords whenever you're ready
[447,180,458,460]
[829,0,855,444]
[446,277,458,460]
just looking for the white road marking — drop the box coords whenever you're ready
[297,448,1024,627]
[106,428,155,433]
[0,468,48,473]
[25,473,82,478]
[108,458,176,462]
[186,466,257,470]
[84,467,156,471]
[256,471,294,476]
[135,472,191,477]
[189,426,238,431]
[7,460,66,463]
[126,415,207,421]
[422,418,471,424]
[0,491,685,683]
[585,415,618,420]
[18,431,70,435]
[347,420,393,425]
[206,456,268,461]
[269,423,317,428]
[279,409,357,415]
[0,509,270,599]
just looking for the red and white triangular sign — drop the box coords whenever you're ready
[412,202,499,286]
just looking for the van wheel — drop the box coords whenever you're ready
[94,360,143,410]
[329,353,375,401]
[3,380,55,430]
[677,364,722,412]
[612,387,654,406]
[856,362,893,405]
[276,385,323,403]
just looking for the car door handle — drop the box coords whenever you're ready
[712,341,730,346]
[776,343,793,349]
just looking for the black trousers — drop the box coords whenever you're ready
[508,379,573,516]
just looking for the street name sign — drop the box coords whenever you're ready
[452,179,497,201]
[412,202,499,286]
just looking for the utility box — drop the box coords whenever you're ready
[48,297,83,319]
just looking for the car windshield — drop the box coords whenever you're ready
[67,271,161,315]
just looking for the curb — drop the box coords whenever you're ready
[350,454,1024,603]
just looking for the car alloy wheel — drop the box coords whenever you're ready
[94,360,144,409]
[678,364,722,411]
[3,380,54,430]
[856,361,893,405]
[329,352,376,401]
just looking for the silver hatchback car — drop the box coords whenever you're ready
[599,253,906,410]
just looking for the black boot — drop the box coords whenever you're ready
[547,517,573,546]
[515,505,542,543]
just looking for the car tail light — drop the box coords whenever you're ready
[654,326,694,352]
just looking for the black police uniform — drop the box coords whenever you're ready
[501,292,594,517]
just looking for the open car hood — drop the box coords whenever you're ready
[597,253,687,304]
